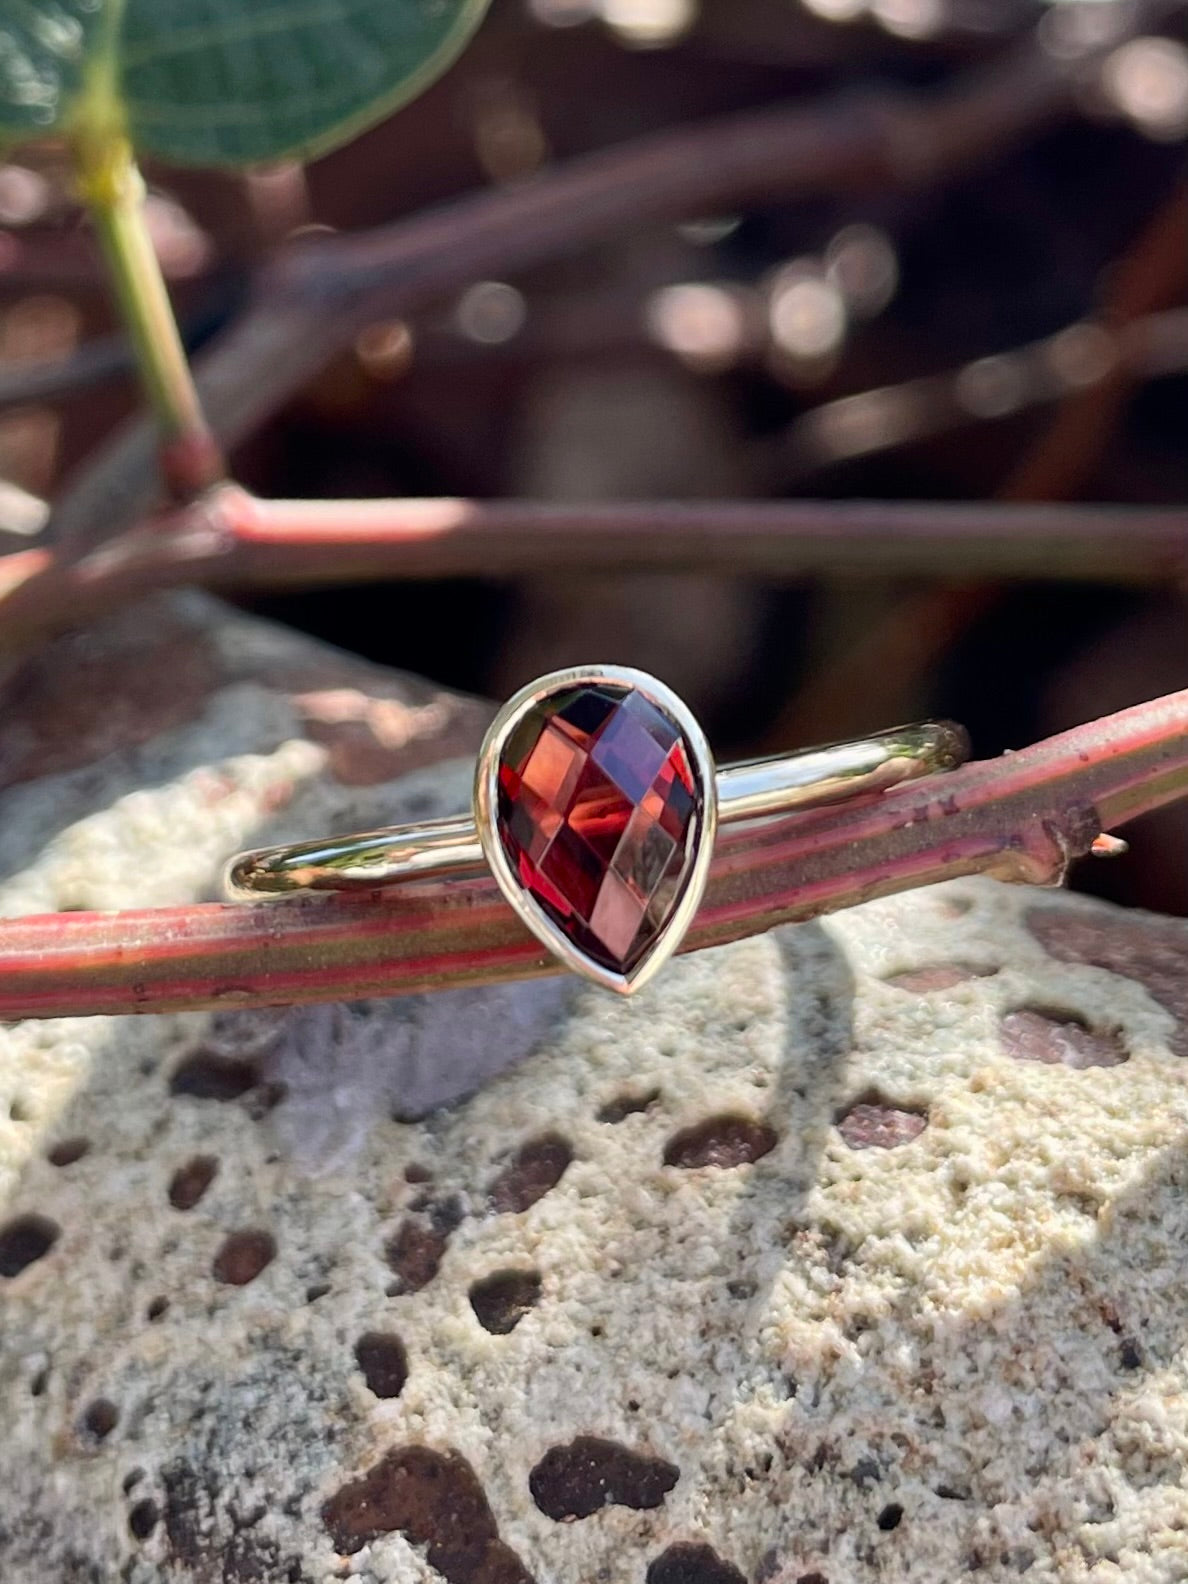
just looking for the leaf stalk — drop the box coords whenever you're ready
[72,134,224,501]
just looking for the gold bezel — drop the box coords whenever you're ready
[474,665,719,995]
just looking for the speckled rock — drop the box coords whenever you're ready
[4,597,1188,1584]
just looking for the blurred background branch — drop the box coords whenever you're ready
[45,26,1119,552]
[4,492,1188,659]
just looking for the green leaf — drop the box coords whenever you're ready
[0,0,491,166]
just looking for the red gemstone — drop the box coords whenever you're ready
[496,684,701,975]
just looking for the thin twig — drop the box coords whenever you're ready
[228,497,1188,585]
[4,491,1188,653]
[1003,183,1188,501]
[48,39,1081,551]
[0,686,1186,1019]
[779,309,1188,483]
[0,289,237,412]
[0,330,134,410]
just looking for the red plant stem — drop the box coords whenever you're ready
[1,688,1186,1019]
[3,489,1188,652]
[227,495,1188,584]
[49,39,1078,551]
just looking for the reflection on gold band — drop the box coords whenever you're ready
[225,720,968,900]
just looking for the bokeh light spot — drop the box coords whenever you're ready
[645,282,747,371]
[599,0,697,47]
[825,223,899,319]
[769,270,848,361]
[455,281,528,345]
[1102,37,1188,140]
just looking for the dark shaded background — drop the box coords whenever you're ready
[3,0,1187,908]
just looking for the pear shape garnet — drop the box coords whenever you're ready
[495,683,703,977]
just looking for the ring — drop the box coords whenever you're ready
[226,666,969,994]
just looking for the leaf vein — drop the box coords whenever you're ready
[118,0,403,72]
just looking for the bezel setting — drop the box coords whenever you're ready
[474,665,719,995]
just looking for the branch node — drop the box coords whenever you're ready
[988,807,1102,889]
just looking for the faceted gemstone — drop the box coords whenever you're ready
[496,684,701,975]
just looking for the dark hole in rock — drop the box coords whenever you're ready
[212,1229,276,1287]
[146,1296,169,1322]
[80,1398,119,1442]
[305,1282,331,1304]
[169,1051,259,1101]
[489,1134,573,1213]
[123,1469,144,1493]
[168,1154,219,1211]
[354,1332,409,1399]
[877,1503,904,1532]
[646,1541,746,1584]
[1120,1338,1144,1370]
[322,1444,534,1583]
[0,1212,59,1277]
[128,1498,159,1541]
[404,1162,433,1184]
[935,1485,970,1501]
[885,965,990,993]
[663,1114,777,1169]
[469,1270,542,1335]
[47,1136,90,1167]
[30,1366,48,1396]
[796,1575,830,1584]
[529,1436,679,1521]
[1027,908,1188,1057]
[598,1088,661,1124]
[385,1219,449,1294]
[9,1097,32,1122]
[836,1099,927,1151]
[1000,1008,1127,1070]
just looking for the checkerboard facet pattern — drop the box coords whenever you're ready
[495,685,700,974]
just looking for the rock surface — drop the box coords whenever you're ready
[3,597,1188,1582]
